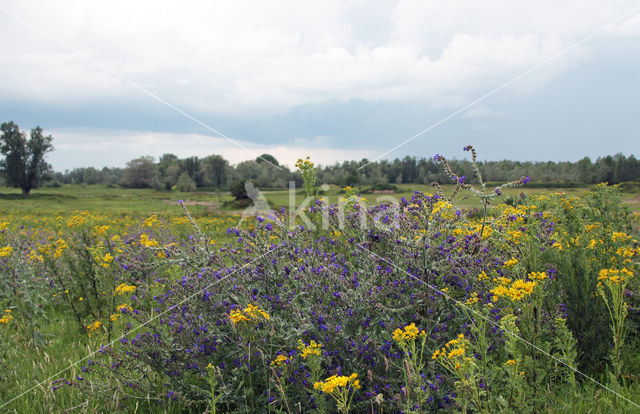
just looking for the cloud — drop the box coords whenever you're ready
[2,0,638,116]
[48,128,378,170]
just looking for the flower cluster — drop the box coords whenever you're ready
[298,339,323,359]
[0,309,13,324]
[139,233,159,247]
[229,303,270,325]
[0,245,13,257]
[86,320,102,337]
[490,278,537,302]
[114,283,136,295]
[432,334,471,371]
[313,373,360,394]
[392,323,426,344]
[270,354,289,366]
[598,268,633,285]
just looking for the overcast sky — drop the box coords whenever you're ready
[1,1,639,171]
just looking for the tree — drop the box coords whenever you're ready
[230,179,249,200]
[256,153,279,167]
[180,156,204,187]
[175,172,196,192]
[121,156,156,188]
[0,121,54,194]
[202,154,230,189]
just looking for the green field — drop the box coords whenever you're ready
[1,183,637,217]
[1,183,640,413]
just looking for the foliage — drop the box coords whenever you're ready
[230,179,249,200]
[0,121,54,194]
[121,156,157,188]
[256,153,280,167]
[1,150,640,412]
[295,156,317,199]
[176,172,197,192]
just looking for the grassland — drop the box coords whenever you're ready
[1,183,639,413]
[1,182,637,219]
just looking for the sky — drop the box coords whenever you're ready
[0,0,639,171]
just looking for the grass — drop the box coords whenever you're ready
[1,182,639,412]
[1,183,637,218]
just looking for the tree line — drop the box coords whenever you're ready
[49,152,640,191]
[2,121,640,194]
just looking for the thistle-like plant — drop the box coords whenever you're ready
[433,145,529,237]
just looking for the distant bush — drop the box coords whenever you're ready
[230,180,250,200]
[617,180,640,193]
[363,183,398,193]
[175,173,196,192]
[44,180,62,188]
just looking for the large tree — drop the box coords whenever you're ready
[202,154,230,189]
[0,121,54,194]
[121,156,156,188]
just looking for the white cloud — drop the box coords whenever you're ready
[48,128,377,170]
[0,0,639,114]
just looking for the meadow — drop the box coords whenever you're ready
[1,163,640,412]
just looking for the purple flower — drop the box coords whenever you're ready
[463,145,472,151]
[458,175,466,184]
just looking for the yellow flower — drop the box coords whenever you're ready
[505,359,516,366]
[86,320,102,336]
[140,233,159,247]
[271,354,289,366]
[97,252,114,268]
[298,339,323,358]
[229,303,270,325]
[429,200,457,221]
[528,271,548,281]
[465,292,479,305]
[53,239,68,258]
[313,373,360,394]
[115,283,137,295]
[0,246,13,257]
[503,257,518,268]
[94,225,110,236]
[392,323,426,344]
[143,215,160,227]
[612,232,630,242]
[447,348,465,358]
[116,303,133,312]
